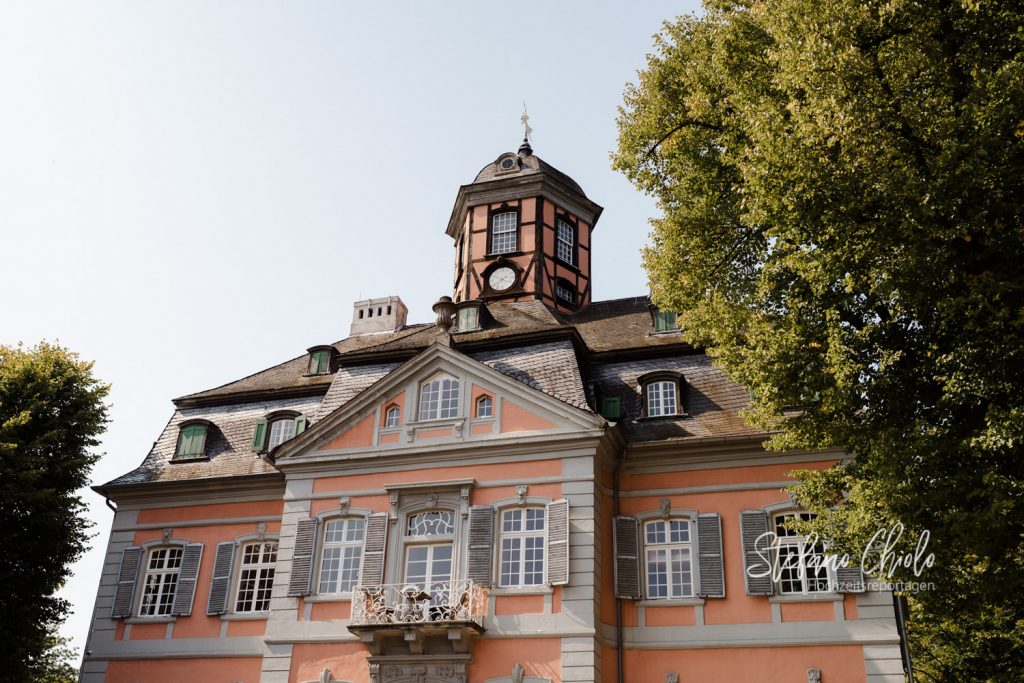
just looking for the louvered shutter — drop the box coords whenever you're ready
[545,499,570,586]
[740,510,774,596]
[836,566,866,593]
[294,414,308,436]
[696,514,725,598]
[467,505,494,587]
[171,543,203,615]
[613,516,641,599]
[251,418,267,452]
[360,512,389,587]
[288,517,318,596]
[111,547,142,618]
[206,541,236,615]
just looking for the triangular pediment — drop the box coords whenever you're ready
[272,343,603,463]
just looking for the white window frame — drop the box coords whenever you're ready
[555,219,574,265]
[234,541,278,613]
[384,405,401,429]
[418,374,460,421]
[643,518,694,600]
[498,507,546,588]
[267,417,296,450]
[138,546,183,617]
[475,395,493,418]
[490,211,518,254]
[646,381,678,417]
[773,512,835,595]
[317,517,366,595]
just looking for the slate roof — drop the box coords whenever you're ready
[472,153,587,198]
[98,296,765,492]
[100,396,322,489]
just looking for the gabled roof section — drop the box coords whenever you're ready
[471,341,589,410]
[271,342,604,464]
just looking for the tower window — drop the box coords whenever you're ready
[555,280,576,305]
[556,219,575,265]
[491,212,518,254]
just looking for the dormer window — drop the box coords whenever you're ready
[652,309,679,333]
[251,412,308,452]
[457,306,479,332]
[556,218,575,265]
[173,421,209,461]
[490,211,518,255]
[307,347,334,375]
[638,371,686,418]
[418,374,460,421]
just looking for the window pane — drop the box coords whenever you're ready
[499,507,546,587]
[418,381,439,420]
[556,220,574,264]
[140,547,183,616]
[385,406,400,428]
[476,396,493,418]
[236,542,277,612]
[268,418,296,450]
[491,212,518,254]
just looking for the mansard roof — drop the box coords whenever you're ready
[98,296,761,494]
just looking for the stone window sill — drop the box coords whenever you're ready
[636,597,705,607]
[303,594,353,603]
[768,592,843,603]
[220,611,270,621]
[490,586,553,596]
[125,616,175,624]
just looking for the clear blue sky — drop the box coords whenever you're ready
[0,0,702,657]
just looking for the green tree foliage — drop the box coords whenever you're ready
[614,1,1023,680]
[0,343,110,681]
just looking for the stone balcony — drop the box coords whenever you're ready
[348,581,487,655]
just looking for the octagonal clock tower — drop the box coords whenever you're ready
[446,140,603,314]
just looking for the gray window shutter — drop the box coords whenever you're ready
[111,547,142,618]
[545,499,570,586]
[288,517,318,597]
[740,510,774,596]
[696,514,725,598]
[171,543,203,616]
[836,566,866,593]
[206,541,236,615]
[360,512,389,587]
[613,516,641,599]
[467,505,494,587]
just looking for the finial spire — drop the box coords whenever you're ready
[519,102,533,156]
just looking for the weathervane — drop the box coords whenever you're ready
[519,102,534,155]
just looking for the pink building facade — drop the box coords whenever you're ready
[81,141,907,683]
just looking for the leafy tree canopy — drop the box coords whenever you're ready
[614,1,1024,680]
[0,342,110,681]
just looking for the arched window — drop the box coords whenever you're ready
[174,421,210,461]
[475,395,493,418]
[267,416,297,450]
[384,405,401,429]
[638,371,686,418]
[251,412,307,452]
[318,517,366,594]
[418,375,460,421]
[644,518,693,599]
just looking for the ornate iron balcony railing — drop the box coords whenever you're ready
[350,580,488,628]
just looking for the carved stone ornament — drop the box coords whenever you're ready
[256,522,267,541]
[339,496,351,514]
[807,669,822,683]
[426,493,439,509]
[512,663,525,683]
[515,485,529,504]
[390,492,400,520]
[659,498,672,517]
[162,528,173,542]
[665,674,679,683]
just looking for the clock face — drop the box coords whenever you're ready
[488,266,517,292]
